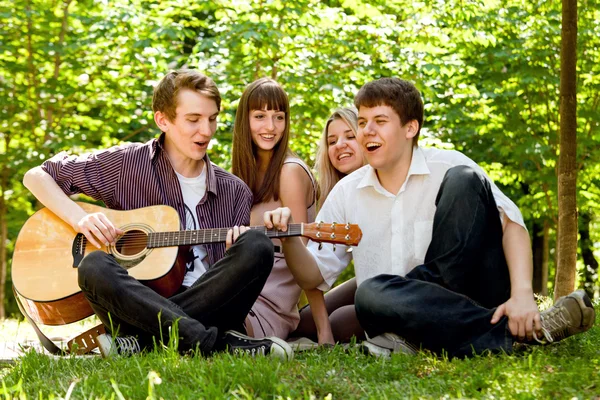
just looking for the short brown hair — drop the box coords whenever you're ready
[354,78,424,143]
[152,70,221,122]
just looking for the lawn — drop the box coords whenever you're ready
[1,307,599,399]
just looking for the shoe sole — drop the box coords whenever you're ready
[359,341,391,358]
[225,331,294,361]
[286,337,319,352]
[367,333,417,355]
[96,334,113,358]
[570,290,596,330]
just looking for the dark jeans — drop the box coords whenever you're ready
[355,165,514,358]
[78,229,273,355]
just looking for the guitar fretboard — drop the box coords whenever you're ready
[147,224,304,248]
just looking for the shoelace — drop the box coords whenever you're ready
[533,307,571,344]
[115,336,141,355]
[234,345,267,356]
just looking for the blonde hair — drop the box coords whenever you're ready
[315,107,360,209]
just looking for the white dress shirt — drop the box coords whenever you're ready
[310,146,526,291]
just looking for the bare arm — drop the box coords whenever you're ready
[265,222,323,289]
[279,163,334,344]
[23,166,122,248]
[491,218,541,341]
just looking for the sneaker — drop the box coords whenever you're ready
[96,333,141,358]
[222,330,293,361]
[286,336,319,351]
[534,290,596,344]
[360,332,417,358]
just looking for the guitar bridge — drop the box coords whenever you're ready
[72,233,86,268]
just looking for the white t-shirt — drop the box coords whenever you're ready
[175,165,211,287]
[310,146,526,291]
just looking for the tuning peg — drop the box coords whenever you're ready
[333,244,336,252]
[318,242,323,250]
[345,223,350,230]
[317,221,323,228]
[346,247,353,253]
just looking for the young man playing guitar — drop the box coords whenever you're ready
[264,77,595,358]
[23,70,293,359]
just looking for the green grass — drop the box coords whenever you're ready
[1,310,599,399]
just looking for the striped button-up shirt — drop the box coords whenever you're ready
[41,134,253,266]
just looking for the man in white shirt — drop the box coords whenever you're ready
[265,78,595,357]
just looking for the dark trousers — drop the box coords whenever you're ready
[355,165,514,357]
[78,229,273,354]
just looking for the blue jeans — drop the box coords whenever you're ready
[78,229,273,354]
[355,165,513,357]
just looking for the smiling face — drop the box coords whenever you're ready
[250,108,286,153]
[326,118,363,174]
[155,89,219,176]
[357,105,417,177]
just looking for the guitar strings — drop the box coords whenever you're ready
[86,226,307,247]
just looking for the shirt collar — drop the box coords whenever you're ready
[150,133,166,161]
[151,133,217,196]
[408,146,430,177]
[356,146,431,191]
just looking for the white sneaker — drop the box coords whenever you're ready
[360,332,417,358]
[286,337,319,351]
[96,334,142,358]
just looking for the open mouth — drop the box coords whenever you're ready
[260,134,275,140]
[338,153,353,160]
[195,141,208,148]
[365,142,382,152]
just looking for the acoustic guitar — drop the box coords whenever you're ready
[12,202,362,326]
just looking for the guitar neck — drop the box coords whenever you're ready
[146,224,304,248]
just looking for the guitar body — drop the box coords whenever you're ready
[12,203,185,326]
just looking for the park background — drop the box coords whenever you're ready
[0,0,599,398]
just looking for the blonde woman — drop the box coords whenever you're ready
[291,107,367,343]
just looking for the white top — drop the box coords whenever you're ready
[175,166,211,287]
[310,146,526,291]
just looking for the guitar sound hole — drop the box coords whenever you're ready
[116,230,148,256]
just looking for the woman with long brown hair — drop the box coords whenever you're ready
[232,78,334,345]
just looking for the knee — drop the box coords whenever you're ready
[437,166,492,207]
[77,251,117,291]
[234,229,274,275]
[443,166,485,194]
[443,165,486,192]
[355,275,402,317]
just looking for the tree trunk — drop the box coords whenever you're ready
[0,179,6,320]
[532,221,544,294]
[532,220,551,296]
[541,221,549,297]
[578,211,598,299]
[554,0,578,300]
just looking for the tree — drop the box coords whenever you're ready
[554,0,578,299]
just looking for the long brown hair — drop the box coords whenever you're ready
[315,107,360,209]
[232,78,291,204]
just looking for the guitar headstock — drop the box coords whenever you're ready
[302,222,362,246]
